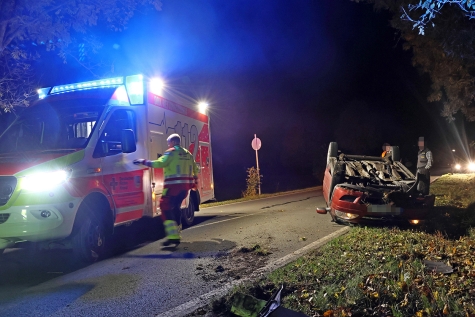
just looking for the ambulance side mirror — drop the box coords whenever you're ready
[121,129,136,153]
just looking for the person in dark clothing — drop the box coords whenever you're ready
[416,136,433,196]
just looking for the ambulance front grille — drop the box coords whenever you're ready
[0,214,9,224]
[0,176,17,206]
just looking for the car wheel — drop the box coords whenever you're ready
[328,163,345,202]
[327,142,338,165]
[72,210,106,263]
[392,146,400,162]
[181,198,195,227]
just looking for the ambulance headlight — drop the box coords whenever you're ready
[22,170,71,191]
[468,162,475,172]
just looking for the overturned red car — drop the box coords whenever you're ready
[317,142,435,226]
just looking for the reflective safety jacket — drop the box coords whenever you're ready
[417,148,433,169]
[145,146,200,186]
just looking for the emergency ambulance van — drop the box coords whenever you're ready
[0,74,214,262]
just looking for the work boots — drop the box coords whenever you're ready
[162,220,181,247]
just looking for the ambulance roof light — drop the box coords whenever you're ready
[125,74,144,105]
[198,102,208,114]
[49,76,124,95]
[149,78,164,96]
[37,87,50,99]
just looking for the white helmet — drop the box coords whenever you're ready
[167,133,181,144]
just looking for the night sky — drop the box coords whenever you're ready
[32,0,472,200]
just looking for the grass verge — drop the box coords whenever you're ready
[211,174,475,316]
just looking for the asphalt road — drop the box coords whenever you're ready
[0,188,346,317]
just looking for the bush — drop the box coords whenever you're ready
[242,167,262,197]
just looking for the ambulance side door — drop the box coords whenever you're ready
[94,109,145,224]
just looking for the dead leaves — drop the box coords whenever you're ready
[264,227,475,316]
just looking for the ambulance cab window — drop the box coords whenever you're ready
[94,109,136,157]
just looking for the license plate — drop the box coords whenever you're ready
[367,205,402,214]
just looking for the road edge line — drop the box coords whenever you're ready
[155,226,350,317]
[201,187,321,210]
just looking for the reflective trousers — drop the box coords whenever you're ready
[159,184,190,229]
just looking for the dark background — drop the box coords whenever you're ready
[8,0,475,200]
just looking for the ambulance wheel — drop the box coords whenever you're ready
[73,210,106,263]
[181,199,195,228]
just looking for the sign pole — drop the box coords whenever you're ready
[254,134,261,195]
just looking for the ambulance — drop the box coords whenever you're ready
[0,74,214,262]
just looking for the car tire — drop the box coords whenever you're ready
[327,142,338,165]
[392,146,400,162]
[328,163,345,202]
[181,198,195,228]
[72,209,107,263]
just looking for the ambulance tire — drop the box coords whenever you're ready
[72,209,107,263]
[181,199,195,228]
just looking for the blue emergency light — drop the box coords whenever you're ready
[48,77,124,95]
[37,87,51,99]
[38,75,146,105]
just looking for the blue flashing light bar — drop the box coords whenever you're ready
[49,77,124,95]
[37,87,51,99]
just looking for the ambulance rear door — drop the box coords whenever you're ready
[197,142,214,202]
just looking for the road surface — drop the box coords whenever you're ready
[0,188,346,317]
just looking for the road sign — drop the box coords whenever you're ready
[252,136,261,151]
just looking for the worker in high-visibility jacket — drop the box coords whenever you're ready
[134,133,199,246]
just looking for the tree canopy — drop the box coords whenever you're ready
[353,0,475,121]
[0,0,161,112]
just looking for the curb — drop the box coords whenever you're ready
[155,226,350,317]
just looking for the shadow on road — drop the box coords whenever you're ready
[0,212,224,293]
[121,238,237,259]
[192,215,218,226]
[0,217,181,290]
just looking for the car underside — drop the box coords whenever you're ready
[318,142,435,225]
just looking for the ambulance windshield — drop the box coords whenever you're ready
[0,96,107,154]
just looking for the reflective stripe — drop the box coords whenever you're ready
[164,220,180,240]
[164,179,194,185]
[165,174,194,178]
[164,175,194,185]
[165,176,194,180]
